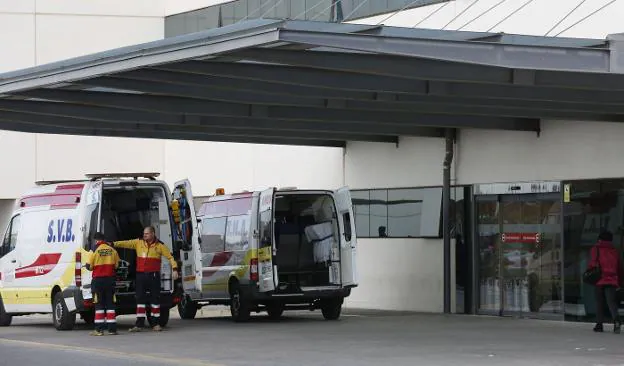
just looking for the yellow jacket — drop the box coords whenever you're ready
[113,239,177,273]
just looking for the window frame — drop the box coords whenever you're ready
[351,185,467,239]
[1,214,21,257]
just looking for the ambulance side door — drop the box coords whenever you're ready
[0,214,22,312]
[172,179,202,295]
[257,188,277,293]
[334,187,358,287]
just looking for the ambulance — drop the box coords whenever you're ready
[174,184,358,322]
[0,173,184,330]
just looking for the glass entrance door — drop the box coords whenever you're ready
[477,193,562,319]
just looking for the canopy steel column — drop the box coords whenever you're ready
[443,128,456,314]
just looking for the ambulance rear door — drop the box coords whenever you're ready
[334,186,358,287]
[173,179,202,295]
[81,180,103,301]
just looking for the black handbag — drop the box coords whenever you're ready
[583,247,602,285]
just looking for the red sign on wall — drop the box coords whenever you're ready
[501,232,540,243]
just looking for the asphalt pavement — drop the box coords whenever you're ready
[0,308,623,366]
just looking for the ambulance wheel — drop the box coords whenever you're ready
[53,292,76,331]
[230,284,251,323]
[0,296,12,327]
[321,297,343,321]
[80,311,95,325]
[178,296,198,320]
[148,306,170,328]
[266,302,284,320]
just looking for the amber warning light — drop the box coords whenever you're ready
[215,188,225,196]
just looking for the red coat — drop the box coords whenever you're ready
[588,240,623,287]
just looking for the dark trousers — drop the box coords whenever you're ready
[595,285,620,324]
[135,272,161,327]
[92,277,116,332]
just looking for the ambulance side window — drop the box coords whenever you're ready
[1,215,20,257]
[85,202,99,250]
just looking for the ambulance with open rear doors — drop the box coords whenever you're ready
[0,173,183,330]
[174,183,358,322]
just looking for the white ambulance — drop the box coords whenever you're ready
[0,173,183,330]
[173,184,358,322]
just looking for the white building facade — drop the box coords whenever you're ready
[2,0,624,321]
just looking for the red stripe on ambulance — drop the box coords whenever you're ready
[19,184,84,209]
[15,253,62,278]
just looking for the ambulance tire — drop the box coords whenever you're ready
[0,296,12,327]
[178,296,198,320]
[147,306,170,328]
[229,284,251,323]
[53,292,76,331]
[321,297,343,321]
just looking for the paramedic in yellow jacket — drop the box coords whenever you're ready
[86,232,120,336]
[113,226,179,332]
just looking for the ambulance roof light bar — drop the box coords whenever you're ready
[35,179,85,186]
[85,172,161,181]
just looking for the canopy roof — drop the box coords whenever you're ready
[0,19,622,147]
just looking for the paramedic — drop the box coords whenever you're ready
[86,232,120,336]
[113,226,179,332]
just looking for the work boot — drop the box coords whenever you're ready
[614,321,621,334]
[152,325,163,332]
[90,330,104,336]
[128,326,143,333]
[593,323,604,333]
[108,330,119,335]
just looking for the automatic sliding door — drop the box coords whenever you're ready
[476,192,563,319]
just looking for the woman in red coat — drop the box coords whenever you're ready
[588,231,622,333]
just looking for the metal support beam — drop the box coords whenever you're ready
[277,29,610,73]
[10,90,541,131]
[0,119,346,147]
[157,61,429,94]
[226,49,514,84]
[0,111,400,143]
[442,128,456,315]
[156,62,624,105]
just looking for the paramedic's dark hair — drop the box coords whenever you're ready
[93,232,107,241]
[598,230,613,242]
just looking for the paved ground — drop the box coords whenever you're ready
[0,308,623,366]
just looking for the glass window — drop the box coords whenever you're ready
[370,189,388,238]
[343,212,353,241]
[2,215,20,256]
[225,215,251,251]
[200,217,226,253]
[352,190,370,238]
[259,210,272,249]
[351,187,442,238]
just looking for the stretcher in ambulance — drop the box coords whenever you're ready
[173,182,358,322]
[0,173,183,330]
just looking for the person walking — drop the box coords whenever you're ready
[587,230,622,334]
[113,226,179,332]
[86,232,120,336]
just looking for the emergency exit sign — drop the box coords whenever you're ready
[501,232,540,243]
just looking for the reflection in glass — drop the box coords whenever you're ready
[387,189,422,237]
[477,199,500,313]
[370,190,388,238]
[351,190,371,238]
[200,217,227,255]
[563,180,624,322]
